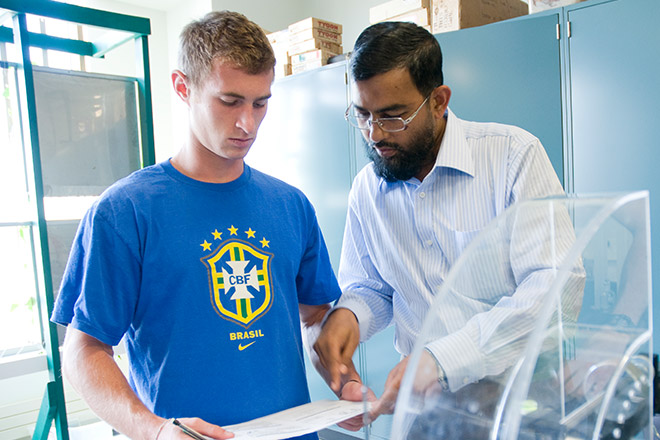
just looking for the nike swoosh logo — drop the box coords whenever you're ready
[238,341,256,351]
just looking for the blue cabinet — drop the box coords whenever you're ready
[437,12,564,184]
[565,0,660,352]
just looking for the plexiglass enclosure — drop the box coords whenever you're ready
[390,192,653,440]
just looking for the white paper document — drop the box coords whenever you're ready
[220,399,369,440]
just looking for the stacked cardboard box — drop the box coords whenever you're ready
[369,0,528,34]
[370,0,432,32]
[528,0,586,13]
[287,17,343,75]
[431,0,528,33]
[266,29,291,78]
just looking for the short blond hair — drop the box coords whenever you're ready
[178,10,275,86]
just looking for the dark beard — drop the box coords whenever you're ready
[365,123,437,182]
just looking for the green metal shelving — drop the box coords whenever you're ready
[0,1,155,439]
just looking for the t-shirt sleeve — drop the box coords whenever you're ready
[51,197,142,347]
[295,203,342,306]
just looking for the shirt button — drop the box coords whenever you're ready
[419,192,426,199]
[426,240,433,247]
[463,377,470,384]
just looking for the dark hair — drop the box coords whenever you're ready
[350,21,443,96]
[178,10,275,87]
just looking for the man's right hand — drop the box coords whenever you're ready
[156,417,234,439]
[312,308,361,394]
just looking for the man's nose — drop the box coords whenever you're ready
[366,121,387,144]
[236,108,256,133]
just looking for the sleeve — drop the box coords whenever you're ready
[426,138,585,391]
[50,196,142,347]
[295,200,342,306]
[335,186,395,342]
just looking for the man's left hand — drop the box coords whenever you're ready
[370,351,441,417]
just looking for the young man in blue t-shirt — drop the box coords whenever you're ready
[52,11,341,440]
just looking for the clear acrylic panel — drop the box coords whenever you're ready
[390,192,653,440]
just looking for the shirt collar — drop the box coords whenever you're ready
[432,108,476,178]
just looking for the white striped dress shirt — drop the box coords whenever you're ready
[336,108,581,391]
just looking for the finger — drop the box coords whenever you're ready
[337,414,364,431]
[314,346,345,392]
[175,418,234,440]
[372,370,402,416]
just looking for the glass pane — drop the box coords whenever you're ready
[33,68,140,199]
[0,226,41,355]
[0,64,30,224]
[0,64,40,356]
[30,68,142,305]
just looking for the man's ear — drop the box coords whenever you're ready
[430,85,451,119]
[172,70,191,103]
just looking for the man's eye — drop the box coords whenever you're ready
[221,99,239,106]
[254,101,267,108]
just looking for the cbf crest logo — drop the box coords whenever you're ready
[200,225,273,328]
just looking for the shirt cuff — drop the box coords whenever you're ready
[425,329,485,392]
[333,294,375,342]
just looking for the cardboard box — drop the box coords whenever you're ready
[528,0,587,13]
[267,29,290,65]
[266,29,289,45]
[288,39,343,57]
[291,58,326,75]
[288,17,343,35]
[270,41,289,58]
[288,27,343,46]
[370,0,431,24]
[384,7,430,26]
[431,0,528,34]
[290,49,339,65]
[274,62,291,78]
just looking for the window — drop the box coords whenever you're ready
[0,63,43,358]
[0,13,143,360]
[0,11,88,359]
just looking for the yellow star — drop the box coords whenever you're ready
[228,225,238,236]
[245,228,256,239]
[200,240,212,251]
[260,237,270,248]
[212,229,223,240]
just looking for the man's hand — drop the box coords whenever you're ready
[371,351,441,417]
[313,308,361,394]
[336,380,377,431]
[156,417,234,439]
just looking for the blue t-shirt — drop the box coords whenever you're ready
[52,161,341,438]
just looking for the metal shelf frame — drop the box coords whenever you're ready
[0,1,155,439]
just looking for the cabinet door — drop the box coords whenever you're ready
[567,0,660,352]
[249,62,352,270]
[436,12,564,185]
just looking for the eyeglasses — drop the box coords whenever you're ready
[344,96,430,133]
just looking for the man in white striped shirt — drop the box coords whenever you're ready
[312,21,584,428]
